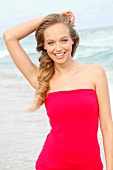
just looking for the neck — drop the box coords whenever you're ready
[54,58,77,75]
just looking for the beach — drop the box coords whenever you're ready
[0,26,113,170]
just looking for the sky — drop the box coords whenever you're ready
[0,0,113,37]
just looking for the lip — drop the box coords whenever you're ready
[54,52,65,54]
[54,52,65,59]
[54,52,65,55]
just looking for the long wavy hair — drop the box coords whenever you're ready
[30,13,80,112]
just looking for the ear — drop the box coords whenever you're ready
[44,45,47,50]
[72,39,74,45]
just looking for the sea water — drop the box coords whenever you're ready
[0,26,113,170]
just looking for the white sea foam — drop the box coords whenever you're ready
[1,26,113,170]
[0,50,9,58]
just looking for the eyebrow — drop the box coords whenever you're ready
[46,36,69,42]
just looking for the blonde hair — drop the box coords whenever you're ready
[30,13,79,111]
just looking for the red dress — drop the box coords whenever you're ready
[35,89,103,170]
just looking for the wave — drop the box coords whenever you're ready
[0,70,24,79]
[0,49,39,60]
[0,50,9,58]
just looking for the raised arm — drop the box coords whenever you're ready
[3,11,75,89]
[3,16,45,89]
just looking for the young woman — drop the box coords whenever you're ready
[3,11,113,170]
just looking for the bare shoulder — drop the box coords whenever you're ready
[84,63,108,92]
[90,64,105,74]
[76,62,107,89]
[79,62,106,78]
[87,63,106,82]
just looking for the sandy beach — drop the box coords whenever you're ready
[1,26,113,169]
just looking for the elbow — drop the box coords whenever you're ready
[3,30,16,42]
[3,31,18,44]
[3,31,12,42]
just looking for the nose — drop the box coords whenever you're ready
[55,42,62,51]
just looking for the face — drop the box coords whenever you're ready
[44,23,74,64]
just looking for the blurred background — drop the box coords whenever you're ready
[0,0,113,169]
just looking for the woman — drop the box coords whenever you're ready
[3,11,113,170]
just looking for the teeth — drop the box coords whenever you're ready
[55,53,64,56]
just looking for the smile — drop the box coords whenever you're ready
[54,52,65,58]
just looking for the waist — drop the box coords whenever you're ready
[45,132,100,157]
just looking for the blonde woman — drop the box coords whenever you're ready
[3,11,113,170]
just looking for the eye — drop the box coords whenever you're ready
[61,39,68,43]
[47,42,54,45]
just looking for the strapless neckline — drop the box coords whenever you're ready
[48,88,96,95]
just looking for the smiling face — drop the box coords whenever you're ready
[44,23,74,64]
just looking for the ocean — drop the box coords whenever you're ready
[0,26,113,170]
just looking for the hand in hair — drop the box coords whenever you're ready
[60,10,75,27]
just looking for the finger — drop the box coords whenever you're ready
[61,10,74,17]
[71,22,75,27]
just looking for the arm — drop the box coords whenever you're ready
[94,65,113,170]
[3,11,74,88]
[3,16,45,88]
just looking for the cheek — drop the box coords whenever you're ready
[46,47,54,54]
[63,43,72,51]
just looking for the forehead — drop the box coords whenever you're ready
[44,23,70,40]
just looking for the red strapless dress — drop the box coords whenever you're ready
[35,89,103,170]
